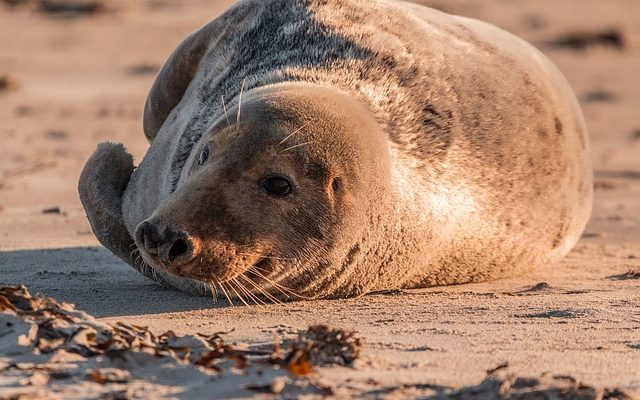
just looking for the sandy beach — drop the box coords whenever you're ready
[1,0,639,398]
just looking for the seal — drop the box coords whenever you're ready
[78,0,592,302]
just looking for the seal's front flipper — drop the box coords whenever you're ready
[78,142,202,292]
[78,142,138,268]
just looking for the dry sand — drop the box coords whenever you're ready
[1,0,639,398]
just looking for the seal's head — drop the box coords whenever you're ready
[134,83,392,299]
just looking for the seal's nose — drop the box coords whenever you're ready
[135,221,196,267]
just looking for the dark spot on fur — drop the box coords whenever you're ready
[342,243,360,268]
[527,157,535,168]
[421,105,445,131]
[554,117,563,135]
[551,209,570,249]
[395,65,420,87]
[577,177,586,193]
[408,106,453,158]
[379,54,397,69]
[454,22,499,55]
[575,123,586,149]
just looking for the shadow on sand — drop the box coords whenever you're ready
[0,247,225,318]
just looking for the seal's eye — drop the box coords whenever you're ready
[262,176,292,197]
[197,147,209,166]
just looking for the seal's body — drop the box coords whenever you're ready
[79,0,592,300]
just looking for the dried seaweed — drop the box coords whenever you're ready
[608,269,640,281]
[281,324,361,376]
[1,0,106,16]
[0,286,635,398]
[442,372,636,400]
[0,286,362,387]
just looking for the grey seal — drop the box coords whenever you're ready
[78,0,592,301]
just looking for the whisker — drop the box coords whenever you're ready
[136,256,154,280]
[207,282,218,304]
[134,255,145,275]
[251,264,285,276]
[236,78,247,128]
[135,254,146,277]
[234,278,267,308]
[276,121,310,147]
[247,268,314,300]
[241,274,282,305]
[217,281,234,307]
[246,289,269,307]
[279,141,315,153]
[236,253,292,261]
[150,263,159,282]
[221,95,231,128]
[246,269,294,301]
[232,279,257,305]
[227,279,250,307]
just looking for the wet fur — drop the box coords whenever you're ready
[78,0,592,300]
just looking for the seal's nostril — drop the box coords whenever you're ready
[168,238,190,262]
[135,221,151,249]
[140,229,147,248]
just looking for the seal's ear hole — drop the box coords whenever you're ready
[331,177,342,192]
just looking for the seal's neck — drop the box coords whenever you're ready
[357,164,438,292]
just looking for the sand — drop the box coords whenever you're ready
[1,0,639,398]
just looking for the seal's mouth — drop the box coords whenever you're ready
[166,255,266,283]
[134,234,271,285]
